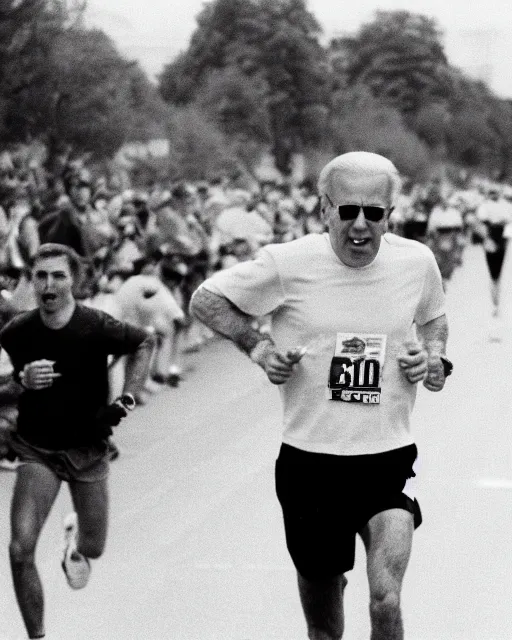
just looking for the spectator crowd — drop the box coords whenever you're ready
[0,148,510,465]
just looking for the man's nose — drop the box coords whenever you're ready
[352,208,368,229]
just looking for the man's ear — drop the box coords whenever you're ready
[320,195,330,222]
[384,206,394,232]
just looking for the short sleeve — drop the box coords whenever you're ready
[97,311,148,356]
[414,251,446,326]
[198,248,285,316]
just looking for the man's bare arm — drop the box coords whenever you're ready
[190,287,270,356]
[416,313,448,357]
[416,313,449,391]
[190,287,305,384]
[123,333,156,396]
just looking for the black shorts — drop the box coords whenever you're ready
[10,433,109,483]
[275,443,421,580]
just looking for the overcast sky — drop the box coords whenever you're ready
[85,0,512,97]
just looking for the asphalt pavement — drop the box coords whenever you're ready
[0,242,511,640]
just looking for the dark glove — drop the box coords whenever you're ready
[95,399,128,438]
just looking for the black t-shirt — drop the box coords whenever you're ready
[0,304,147,449]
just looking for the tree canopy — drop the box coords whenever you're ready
[0,0,168,168]
[159,0,330,175]
[2,2,512,182]
[339,11,452,114]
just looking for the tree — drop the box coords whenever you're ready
[412,101,450,150]
[444,70,512,175]
[341,11,452,114]
[329,84,431,180]
[123,66,170,143]
[486,99,512,180]
[0,2,167,171]
[195,66,271,142]
[0,0,69,141]
[2,23,168,171]
[159,0,330,174]
[158,52,196,106]
[167,106,238,180]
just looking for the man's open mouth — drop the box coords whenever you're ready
[42,294,57,302]
[349,238,370,246]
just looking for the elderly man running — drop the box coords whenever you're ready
[191,152,452,640]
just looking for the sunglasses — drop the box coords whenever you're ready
[337,204,387,222]
[325,195,389,222]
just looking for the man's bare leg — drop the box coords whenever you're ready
[297,572,348,640]
[69,477,109,561]
[491,280,500,314]
[359,509,414,640]
[10,463,61,639]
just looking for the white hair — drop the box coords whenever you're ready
[318,152,401,206]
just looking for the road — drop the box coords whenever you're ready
[0,242,511,640]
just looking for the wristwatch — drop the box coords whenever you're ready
[439,356,453,377]
[118,393,136,411]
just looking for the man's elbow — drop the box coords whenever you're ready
[189,287,209,323]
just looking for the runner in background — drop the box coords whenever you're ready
[475,185,512,317]
[427,200,464,290]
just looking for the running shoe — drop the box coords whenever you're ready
[0,456,22,471]
[61,512,91,590]
[167,373,182,387]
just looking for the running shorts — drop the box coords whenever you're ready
[10,433,109,483]
[485,249,506,281]
[275,443,421,580]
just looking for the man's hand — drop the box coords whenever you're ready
[95,399,129,438]
[422,355,446,392]
[20,360,61,390]
[252,341,306,385]
[397,341,428,384]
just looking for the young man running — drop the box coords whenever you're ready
[191,152,451,640]
[0,243,154,639]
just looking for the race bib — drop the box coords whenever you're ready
[327,333,387,404]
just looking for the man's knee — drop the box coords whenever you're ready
[9,537,37,564]
[369,589,401,624]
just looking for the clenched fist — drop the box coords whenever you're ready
[422,355,446,392]
[397,340,428,384]
[251,341,307,385]
[20,360,61,390]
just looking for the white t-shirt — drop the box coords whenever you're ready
[198,232,445,456]
[213,206,273,247]
[476,199,512,226]
[428,206,463,232]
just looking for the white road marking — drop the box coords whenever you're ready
[476,477,512,489]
